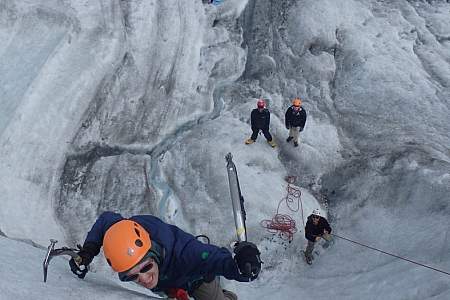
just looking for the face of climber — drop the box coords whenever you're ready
[119,257,159,289]
[312,215,320,225]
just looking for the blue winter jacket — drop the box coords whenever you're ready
[83,211,247,293]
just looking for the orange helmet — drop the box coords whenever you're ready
[292,98,302,107]
[103,220,152,272]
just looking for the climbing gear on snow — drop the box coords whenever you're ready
[260,176,303,242]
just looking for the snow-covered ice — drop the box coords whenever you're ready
[0,0,449,299]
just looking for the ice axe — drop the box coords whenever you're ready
[225,153,247,242]
[225,153,260,279]
[43,239,83,282]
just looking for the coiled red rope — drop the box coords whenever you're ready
[260,176,304,242]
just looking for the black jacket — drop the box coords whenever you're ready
[305,215,332,242]
[285,106,307,129]
[251,108,270,130]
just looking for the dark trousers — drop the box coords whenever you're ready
[305,233,332,259]
[251,128,272,141]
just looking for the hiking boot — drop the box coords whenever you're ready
[267,140,277,148]
[286,136,293,143]
[245,138,255,145]
[304,252,313,265]
[293,141,299,147]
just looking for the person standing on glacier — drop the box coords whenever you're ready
[304,209,332,265]
[245,99,277,148]
[69,211,261,300]
[285,98,307,147]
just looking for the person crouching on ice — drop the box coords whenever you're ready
[69,211,261,300]
[304,209,332,264]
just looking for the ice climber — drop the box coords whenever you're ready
[245,99,276,148]
[69,211,261,300]
[285,98,307,147]
[304,209,332,265]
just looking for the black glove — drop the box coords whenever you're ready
[233,241,262,281]
[299,126,304,132]
[69,242,98,279]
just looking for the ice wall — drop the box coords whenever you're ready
[0,0,449,299]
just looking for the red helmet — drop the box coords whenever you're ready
[257,99,265,108]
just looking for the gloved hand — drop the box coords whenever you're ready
[299,126,304,132]
[69,243,96,279]
[233,241,261,281]
[285,125,289,130]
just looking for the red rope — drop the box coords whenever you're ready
[260,214,297,241]
[260,176,304,242]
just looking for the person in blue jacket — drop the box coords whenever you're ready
[69,212,261,300]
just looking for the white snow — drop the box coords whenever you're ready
[0,0,449,299]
